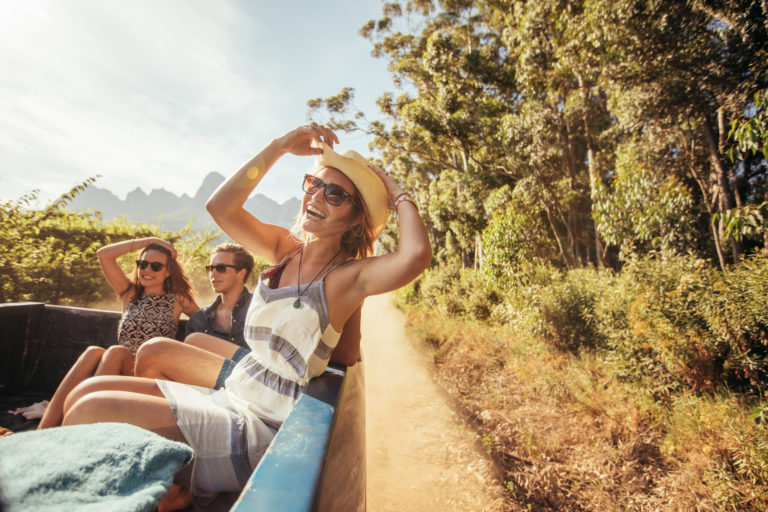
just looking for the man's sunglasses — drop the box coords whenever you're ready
[205,264,238,273]
[136,260,166,272]
[302,174,354,207]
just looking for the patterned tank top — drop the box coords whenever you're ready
[117,293,177,354]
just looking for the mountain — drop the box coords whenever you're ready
[68,172,300,231]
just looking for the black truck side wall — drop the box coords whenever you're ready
[0,303,186,394]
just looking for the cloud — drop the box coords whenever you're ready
[0,0,393,205]
[0,0,284,201]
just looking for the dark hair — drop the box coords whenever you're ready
[212,243,255,281]
[125,243,194,304]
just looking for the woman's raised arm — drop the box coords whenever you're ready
[350,165,432,298]
[206,124,338,263]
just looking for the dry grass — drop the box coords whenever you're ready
[403,308,768,511]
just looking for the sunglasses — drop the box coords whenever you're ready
[205,264,238,273]
[136,260,166,272]
[302,174,354,207]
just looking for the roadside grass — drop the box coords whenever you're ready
[401,305,768,511]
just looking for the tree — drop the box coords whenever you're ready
[309,0,768,271]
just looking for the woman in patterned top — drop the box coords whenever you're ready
[60,123,432,506]
[37,237,199,429]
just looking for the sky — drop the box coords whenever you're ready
[0,0,398,206]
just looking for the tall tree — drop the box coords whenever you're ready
[310,0,767,270]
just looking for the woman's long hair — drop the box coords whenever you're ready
[124,243,195,304]
[340,195,376,259]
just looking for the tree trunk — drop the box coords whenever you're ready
[585,111,606,264]
[539,197,573,268]
[686,136,727,270]
[539,178,578,267]
[702,112,741,263]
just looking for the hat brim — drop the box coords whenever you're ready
[315,142,389,238]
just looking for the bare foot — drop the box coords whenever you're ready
[157,484,192,512]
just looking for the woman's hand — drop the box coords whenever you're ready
[207,124,338,264]
[143,238,177,260]
[277,123,339,157]
[367,163,405,208]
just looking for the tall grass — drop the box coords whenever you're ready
[397,252,768,510]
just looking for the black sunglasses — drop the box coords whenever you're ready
[302,174,354,207]
[136,260,166,272]
[205,264,238,273]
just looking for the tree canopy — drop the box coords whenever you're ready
[310,0,768,272]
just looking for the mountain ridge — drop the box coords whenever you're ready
[68,172,300,231]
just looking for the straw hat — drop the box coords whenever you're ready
[314,142,389,237]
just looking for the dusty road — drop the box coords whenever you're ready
[361,294,507,512]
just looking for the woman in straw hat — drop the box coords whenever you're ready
[60,123,432,501]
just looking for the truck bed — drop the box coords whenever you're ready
[0,302,365,511]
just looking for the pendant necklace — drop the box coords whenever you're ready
[294,244,342,308]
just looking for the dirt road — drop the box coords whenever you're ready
[361,294,507,511]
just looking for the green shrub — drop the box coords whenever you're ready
[405,244,768,394]
[489,265,610,352]
[594,252,768,394]
[408,259,502,320]
[599,254,718,392]
[699,253,768,391]
[539,268,611,352]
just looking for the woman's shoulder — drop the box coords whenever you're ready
[274,238,303,263]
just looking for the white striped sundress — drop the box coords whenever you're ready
[156,257,348,493]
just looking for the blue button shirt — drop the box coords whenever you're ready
[185,288,252,348]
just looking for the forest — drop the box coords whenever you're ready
[308,0,768,509]
[2,0,768,509]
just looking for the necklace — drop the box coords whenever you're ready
[294,244,342,308]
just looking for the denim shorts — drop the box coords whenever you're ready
[213,347,251,389]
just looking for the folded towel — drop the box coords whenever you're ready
[0,422,193,512]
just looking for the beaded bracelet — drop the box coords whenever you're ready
[390,192,408,210]
[393,192,416,211]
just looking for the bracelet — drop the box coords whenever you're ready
[392,192,409,205]
[393,192,416,211]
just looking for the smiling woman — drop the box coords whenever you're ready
[36,237,199,430]
[58,122,432,508]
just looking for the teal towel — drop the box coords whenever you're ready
[0,422,193,512]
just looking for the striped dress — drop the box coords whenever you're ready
[156,258,347,493]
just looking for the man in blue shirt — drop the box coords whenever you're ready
[134,243,256,389]
[185,243,254,347]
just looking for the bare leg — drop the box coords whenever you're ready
[37,346,105,430]
[62,378,186,443]
[184,332,241,359]
[63,375,165,416]
[95,345,135,376]
[135,338,227,388]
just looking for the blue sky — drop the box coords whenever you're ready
[0,0,397,205]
